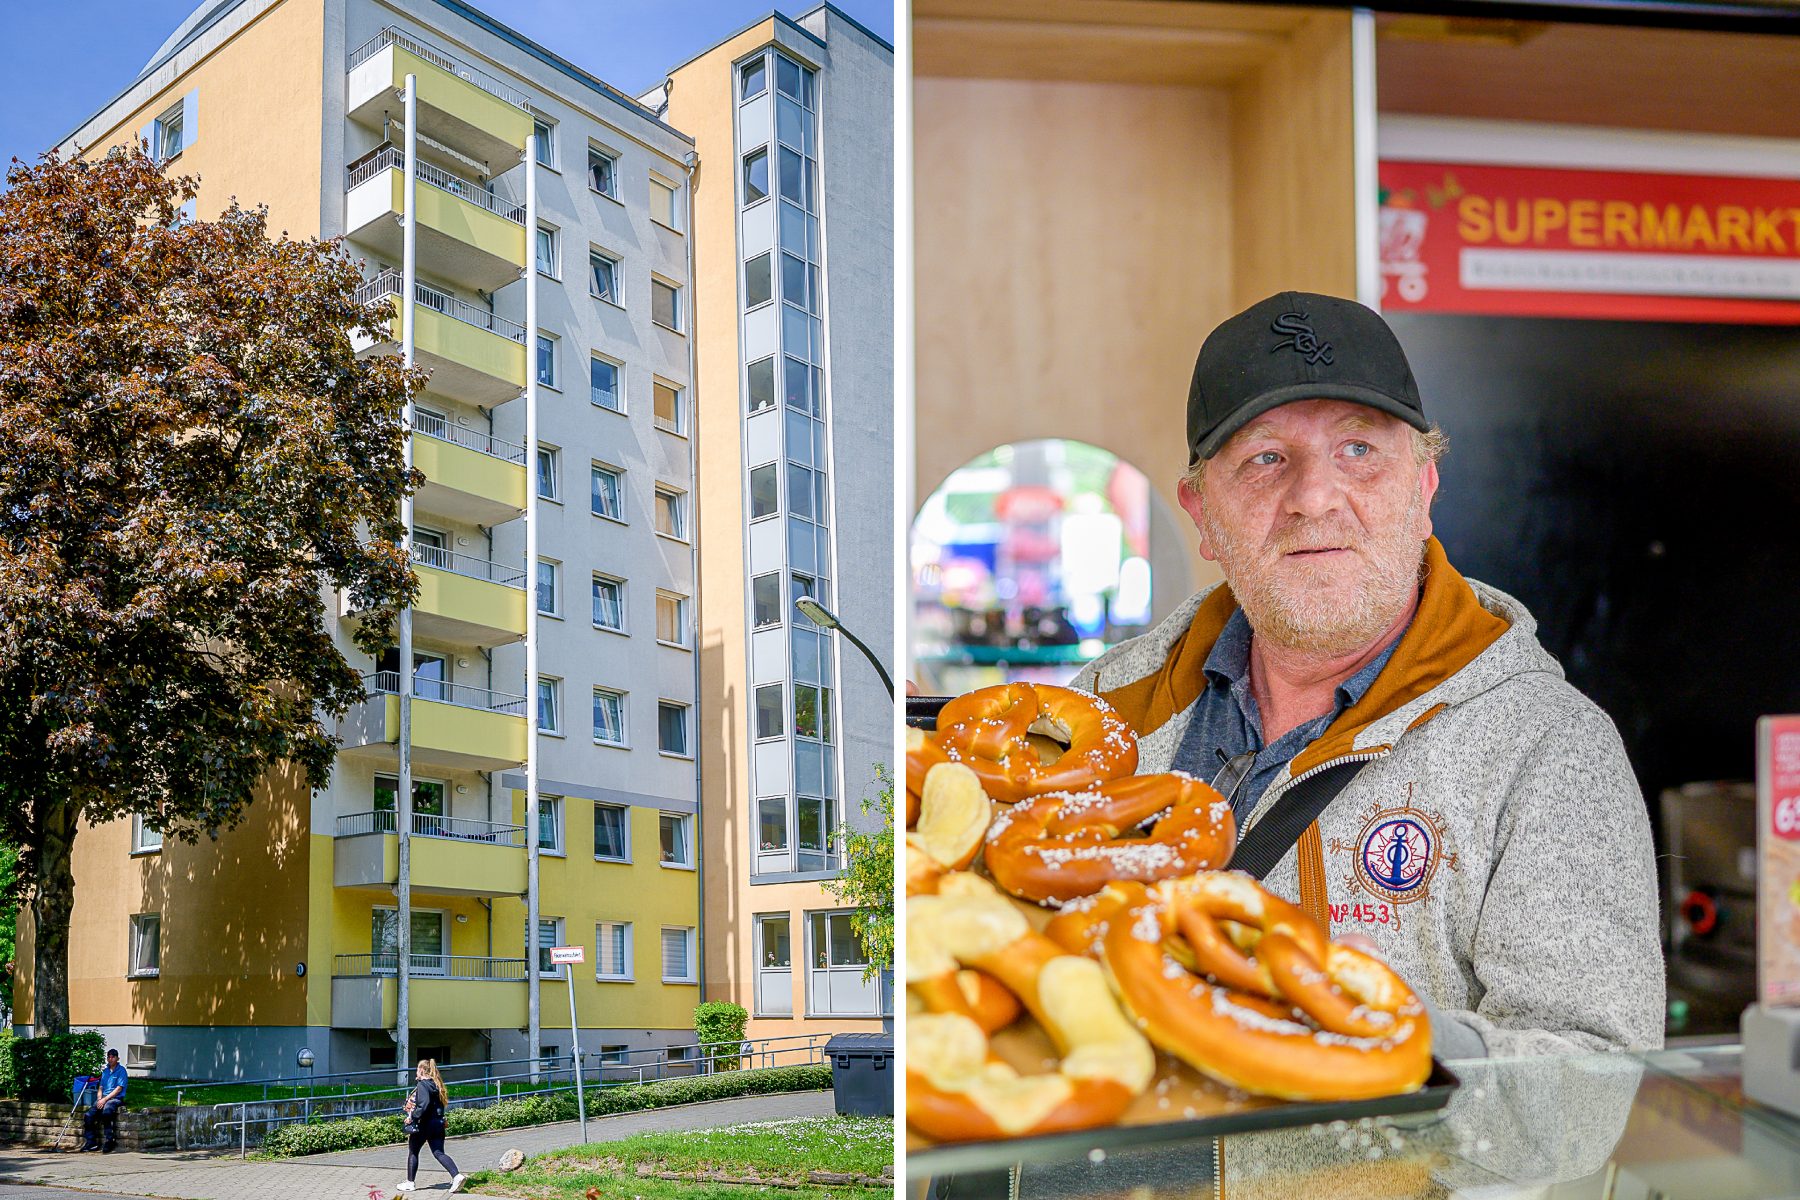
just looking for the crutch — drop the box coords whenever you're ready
[55,1075,98,1151]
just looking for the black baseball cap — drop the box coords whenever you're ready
[1187,292,1427,463]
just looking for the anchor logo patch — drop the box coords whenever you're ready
[1328,784,1458,929]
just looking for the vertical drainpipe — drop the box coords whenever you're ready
[1351,10,1380,309]
[396,72,418,1086]
[524,124,543,1084]
[680,143,704,1004]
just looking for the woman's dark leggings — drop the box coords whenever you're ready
[407,1127,457,1181]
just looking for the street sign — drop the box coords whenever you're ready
[549,945,585,965]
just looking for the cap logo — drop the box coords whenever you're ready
[1270,312,1333,366]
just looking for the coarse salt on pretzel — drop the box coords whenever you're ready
[1047,874,1432,1102]
[932,683,1139,803]
[985,773,1237,904]
[907,873,1155,1141]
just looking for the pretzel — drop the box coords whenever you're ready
[904,726,951,826]
[932,683,1138,803]
[908,873,1155,1141]
[1048,873,1432,1102]
[906,761,991,875]
[985,774,1237,904]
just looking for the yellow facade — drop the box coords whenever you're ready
[411,432,528,515]
[379,302,528,394]
[413,561,528,644]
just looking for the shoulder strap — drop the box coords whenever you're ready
[1227,760,1367,881]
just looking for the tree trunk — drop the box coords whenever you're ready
[31,800,79,1034]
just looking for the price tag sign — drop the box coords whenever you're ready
[549,945,585,965]
[1758,716,1800,1006]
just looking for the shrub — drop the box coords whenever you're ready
[693,1000,748,1070]
[12,1030,104,1102]
[260,1063,831,1158]
[0,1028,16,1096]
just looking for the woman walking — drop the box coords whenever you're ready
[397,1058,465,1194]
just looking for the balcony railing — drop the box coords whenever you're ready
[413,543,525,588]
[336,810,526,845]
[355,270,526,343]
[346,145,525,224]
[364,670,526,716]
[411,410,526,464]
[333,953,527,980]
[347,26,532,110]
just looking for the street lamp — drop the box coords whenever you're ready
[794,598,894,699]
[296,1048,315,1121]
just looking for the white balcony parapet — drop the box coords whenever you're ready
[363,670,525,716]
[411,410,526,464]
[346,145,525,225]
[355,270,526,343]
[336,809,526,844]
[412,543,526,589]
[347,27,532,111]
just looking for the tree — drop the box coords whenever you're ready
[0,147,422,1032]
[826,767,894,980]
[0,842,16,1025]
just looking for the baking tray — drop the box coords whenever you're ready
[906,694,952,729]
[907,1058,1461,1177]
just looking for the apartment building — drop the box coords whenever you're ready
[12,0,718,1079]
[654,9,895,1039]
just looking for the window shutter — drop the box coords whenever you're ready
[661,928,687,979]
[181,90,199,152]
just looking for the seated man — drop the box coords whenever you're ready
[82,1048,128,1152]
[1073,291,1664,1058]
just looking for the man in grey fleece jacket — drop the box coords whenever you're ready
[1071,292,1664,1060]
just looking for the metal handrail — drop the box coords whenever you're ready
[412,409,526,463]
[355,269,526,342]
[363,670,526,715]
[347,26,532,110]
[413,543,525,588]
[333,952,528,979]
[346,145,525,223]
[335,809,527,844]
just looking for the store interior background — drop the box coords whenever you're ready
[910,0,1800,1041]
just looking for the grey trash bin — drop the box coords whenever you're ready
[823,1033,893,1117]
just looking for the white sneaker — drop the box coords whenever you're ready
[450,1175,467,1194]
[396,1182,416,1193]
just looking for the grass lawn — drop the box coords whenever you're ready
[465,1115,894,1199]
[128,1078,577,1109]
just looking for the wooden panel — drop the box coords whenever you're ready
[1377,18,1800,140]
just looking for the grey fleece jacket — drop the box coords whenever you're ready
[1071,576,1666,1058]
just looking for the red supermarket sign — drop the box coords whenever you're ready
[1378,161,1800,324]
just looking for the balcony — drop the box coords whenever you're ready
[345,146,526,293]
[338,670,527,771]
[330,953,527,1030]
[333,811,527,896]
[339,545,524,646]
[346,28,533,169]
[355,270,526,406]
[413,411,527,526]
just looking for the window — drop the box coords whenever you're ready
[755,914,792,1016]
[650,177,679,229]
[749,463,778,521]
[594,803,628,860]
[533,118,555,168]
[128,913,161,977]
[808,910,885,1016]
[777,55,803,101]
[592,575,625,631]
[743,149,769,204]
[651,279,682,332]
[531,917,564,976]
[538,796,563,853]
[590,251,619,305]
[798,796,839,871]
[791,573,818,624]
[745,253,772,309]
[784,355,814,413]
[373,908,446,974]
[783,254,808,309]
[660,812,693,865]
[157,106,185,161]
[131,815,162,855]
[658,702,690,758]
[654,486,687,540]
[653,381,685,434]
[590,356,621,412]
[794,683,832,742]
[148,95,193,163]
[741,57,766,99]
[757,797,790,862]
[752,574,782,628]
[754,684,783,741]
[374,774,445,820]
[593,688,626,746]
[536,446,559,501]
[537,334,557,389]
[536,226,559,277]
[537,559,560,616]
[591,463,624,521]
[747,356,775,414]
[537,677,561,734]
[599,1044,629,1065]
[588,147,617,197]
[126,1044,157,1070]
[787,462,817,521]
[662,926,697,983]
[656,591,688,646]
[596,922,632,980]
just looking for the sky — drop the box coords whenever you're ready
[0,0,894,166]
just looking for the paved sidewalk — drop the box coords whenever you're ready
[0,1089,835,1199]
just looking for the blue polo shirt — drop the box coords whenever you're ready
[99,1063,127,1103]
[1169,607,1407,816]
